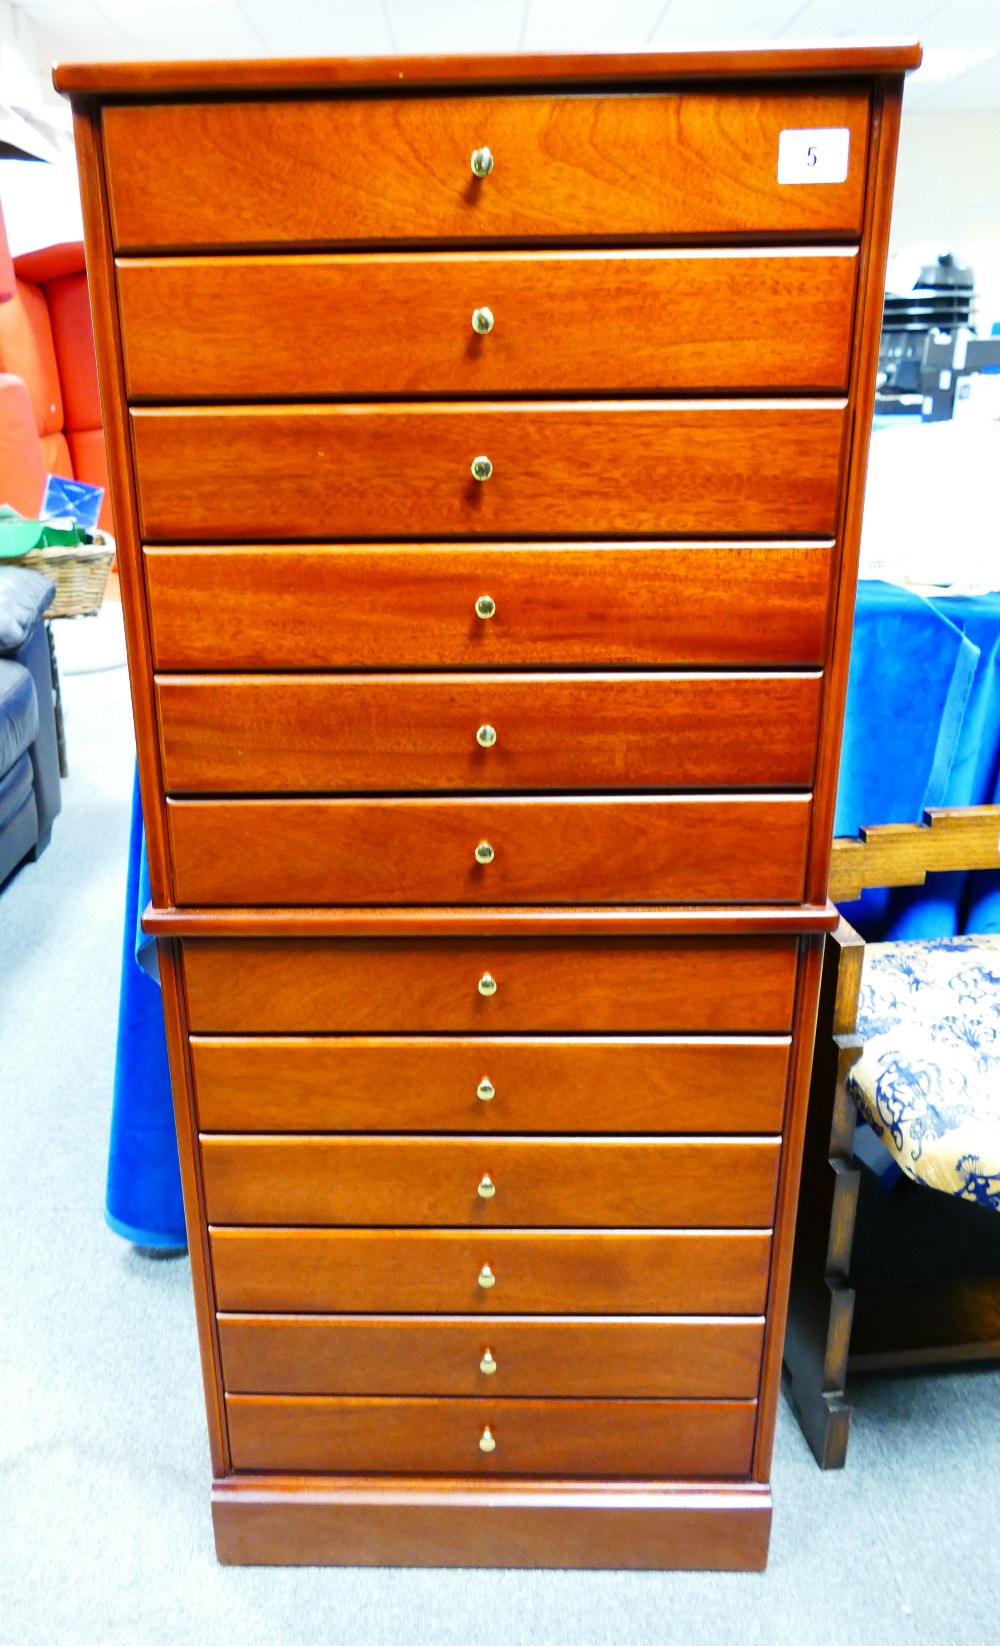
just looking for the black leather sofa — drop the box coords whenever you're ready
[0,567,61,886]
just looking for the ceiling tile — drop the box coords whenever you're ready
[16,2,132,59]
[241,0,392,56]
[385,0,524,55]
[910,47,1000,105]
[649,1,801,44]
[96,1,263,56]
[780,0,939,36]
[522,0,664,52]
[914,0,1000,49]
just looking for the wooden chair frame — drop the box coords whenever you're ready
[784,804,1000,1468]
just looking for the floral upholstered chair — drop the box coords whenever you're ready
[783,806,1000,1469]
[851,933,1000,1209]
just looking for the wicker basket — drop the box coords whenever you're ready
[23,532,115,619]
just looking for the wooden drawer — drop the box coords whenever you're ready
[200,1137,781,1229]
[225,1393,757,1478]
[104,91,868,250]
[119,249,857,398]
[182,936,799,1035]
[145,542,834,671]
[218,1315,766,1399]
[191,1035,791,1134]
[167,795,811,907]
[210,1229,772,1314]
[131,402,846,542]
[157,673,822,795]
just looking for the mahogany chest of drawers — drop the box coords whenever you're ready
[58,40,917,1569]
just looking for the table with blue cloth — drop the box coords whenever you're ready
[835,581,1000,939]
[104,579,1000,1247]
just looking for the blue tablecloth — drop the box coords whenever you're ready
[835,583,1000,939]
[105,581,1000,1246]
[105,771,185,1248]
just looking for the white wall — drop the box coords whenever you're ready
[892,109,1000,332]
[0,0,47,108]
[0,0,82,253]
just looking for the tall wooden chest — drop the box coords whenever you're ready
[58,40,917,1568]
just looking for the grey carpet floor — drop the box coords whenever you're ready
[1,607,998,1646]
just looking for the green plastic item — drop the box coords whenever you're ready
[0,519,44,558]
[0,507,86,559]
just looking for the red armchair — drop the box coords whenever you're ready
[0,199,111,529]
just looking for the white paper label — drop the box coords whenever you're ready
[777,127,850,184]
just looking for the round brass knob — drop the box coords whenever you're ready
[475,595,496,621]
[480,1349,497,1376]
[477,1078,496,1102]
[478,1263,496,1289]
[472,306,495,335]
[476,723,497,748]
[478,973,497,997]
[471,146,494,178]
[479,1425,497,1453]
[475,841,494,865]
[471,455,493,483]
[477,1174,496,1200]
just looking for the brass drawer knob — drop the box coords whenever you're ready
[478,972,497,997]
[477,1173,496,1199]
[480,1349,497,1376]
[477,1077,496,1102]
[471,455,493,483]
[475,841,494,865]
[476,723,497,748]
[472,305,495,335]
[479,1425,497,1453]
[478,1263,496,1289]
[471,146,494,178]
[475,594,496,620]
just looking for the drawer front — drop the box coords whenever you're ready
[145,543,834,671]
[167,795,811,906]
[119,249,857,398]
[131,402,846,542]
[218,1315,766,1399]
[225,1393,757,1478]
[182,937,799,1035]
[157,673,822,795]
[210,1229,772,1314]
[200,1137,781,1229]
[191,1035,791,1134]
[104,92,869,250]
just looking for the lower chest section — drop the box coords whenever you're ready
[172,929,817,1509]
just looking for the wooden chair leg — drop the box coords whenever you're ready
[783,922,865,1468]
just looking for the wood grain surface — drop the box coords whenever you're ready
[166,795,812,907]
[804,87,905,905]
[118,248,857,398]
[181,935,800,1034]
[144,542,834,671]
[157,940,230,1473]
[209,1474,772,1570]
[69,108,174,904]
[56,41,921,95]
[156,672,822,794]
[210,1227,773,1314]
[130,401,847,541]
[103,92,869,250]
[149,904,838,938]
[200,1136,781,1229]
[225,1393,757,1478]
[216,1314,766,1398]
[190,1034,791,1134]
